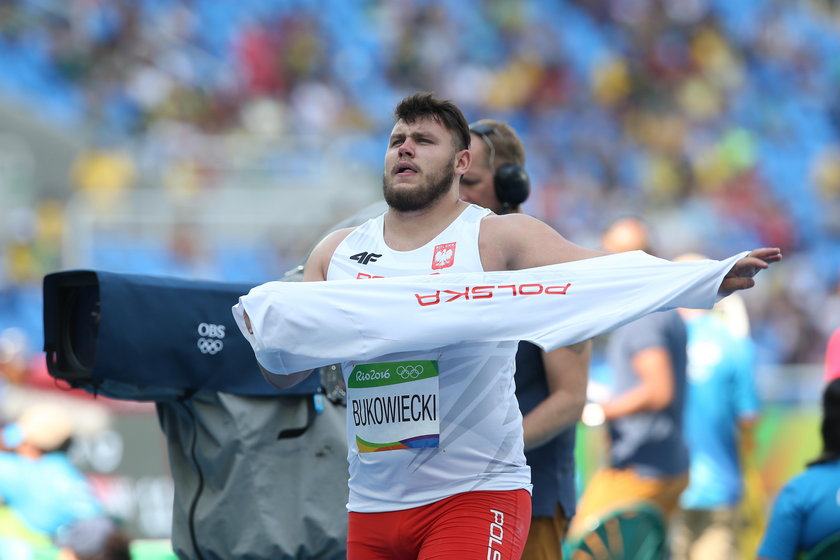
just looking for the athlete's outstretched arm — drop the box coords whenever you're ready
[244,227,356,390]
[481,214,782,295]
[234,250,750,373]
[244,306,315,389]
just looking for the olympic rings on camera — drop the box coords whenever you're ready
[197,337,224,355]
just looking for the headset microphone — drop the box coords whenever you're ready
[494,163,530,212]
[469,123,531,213]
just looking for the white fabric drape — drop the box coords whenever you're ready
[232,250,747,375]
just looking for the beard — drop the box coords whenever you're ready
[382,159,456,212]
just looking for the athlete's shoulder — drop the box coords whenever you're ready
[322,226,358,246]
[479,213,605,270]
[481,212,544,229]
[304,227,357,281]
[479,213,560,263]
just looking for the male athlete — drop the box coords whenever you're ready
[240,92,781,559]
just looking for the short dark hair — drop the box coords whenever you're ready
[394,92,471,151]
[808,377,840,466]
[468,119,526,169]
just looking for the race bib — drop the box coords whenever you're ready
[347,360,440,452]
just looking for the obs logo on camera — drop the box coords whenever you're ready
[197,323,225,355]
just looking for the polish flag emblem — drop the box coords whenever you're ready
[432,242,456,270]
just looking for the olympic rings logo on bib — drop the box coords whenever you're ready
[348,360,438,389]
[396,364,424,379]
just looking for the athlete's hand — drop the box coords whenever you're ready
[718,248,782,297]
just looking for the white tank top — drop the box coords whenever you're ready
[327,204,531,512]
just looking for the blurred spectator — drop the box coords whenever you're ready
[570,217,689,537]
[0,403,104,541]
[70,144,136,215]
[0,327,29,386]
[671,254,760,560]
[0,0,837,377]
[55,516,131,560]
[757,378,840,559]
[825,327,840,384]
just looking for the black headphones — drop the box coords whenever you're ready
[469,123,531,213]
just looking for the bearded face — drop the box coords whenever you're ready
[382,116,466,213]
[382,155,456,212]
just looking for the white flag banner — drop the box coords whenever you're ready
[232,250,748,375]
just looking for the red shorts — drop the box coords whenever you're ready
[347,489,531,560]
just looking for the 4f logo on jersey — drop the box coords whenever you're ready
[350,252,382,265]
[432,242,456,270]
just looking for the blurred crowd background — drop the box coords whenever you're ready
[0,0,838,544]
[1,0,839,370]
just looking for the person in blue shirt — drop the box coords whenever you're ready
[757,378,840,560]
[671,267,760,560]
[569,217,690,539]
[0,402,104,541]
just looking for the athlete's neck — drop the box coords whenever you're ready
[383,198,470,252]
